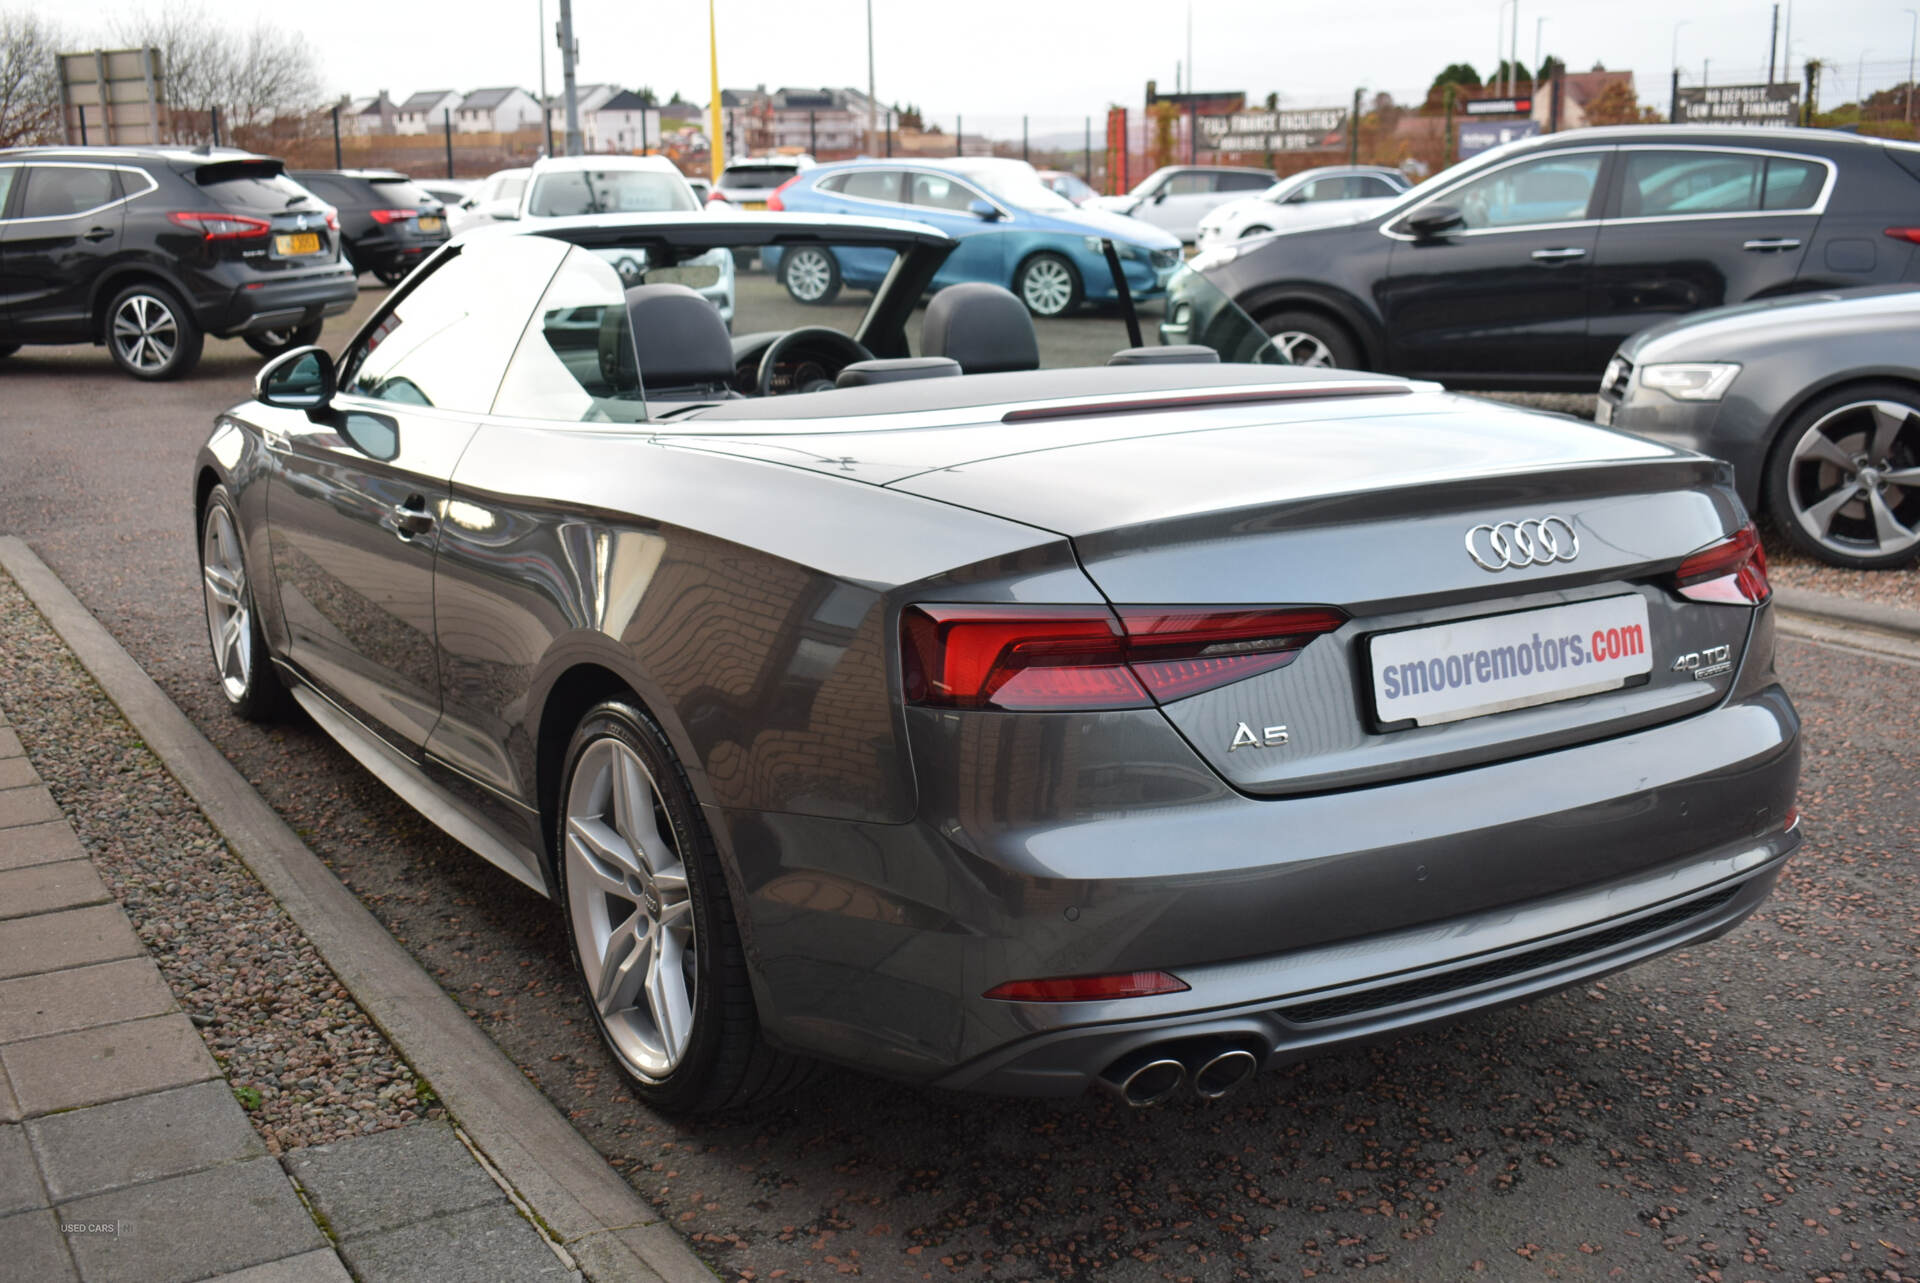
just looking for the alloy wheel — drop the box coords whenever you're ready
[785,249,833,302]
[201,504,253,703]
[1020,258,1075,315]
[564,737,698,1078]
[1785,399,1920,561]
[1270,330,1335,367]
[112,293,178,373]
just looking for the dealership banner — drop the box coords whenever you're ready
[1197,107,1349,152]
[1674,84,1800,127]
[1459,119,1541,158]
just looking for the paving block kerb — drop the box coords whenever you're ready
[283,1121,506,1241]
[27,1080,266,1202]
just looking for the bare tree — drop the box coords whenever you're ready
[0,8,63,147]
[112,3,321,143]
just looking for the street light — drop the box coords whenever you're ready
[1672,19,1689,80]
[1496,0,1513,94]
[1534,15,1546,96]
[1907,9,1918,125]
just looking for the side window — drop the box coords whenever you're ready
[492,246,646,423]
[1445,153,1602,230]
[301,177,354,207]
[0,167,18,218]
[1164,171,1215,196]
[1300,178,1343,201]
[909,172,978,211]
[1761,156,1825,210]
[1621,151,1764,216]
[840,169,903,203]
[1219,172,1272,192]
[1358,175,1402,198]
[20,166,120,218]
[343,236,568,412]
[816,174,846,193]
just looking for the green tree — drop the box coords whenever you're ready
[1430,62,1481,93]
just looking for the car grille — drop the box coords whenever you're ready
[1276,885,1743,1026]
[1602,356,1634,400]
[1150,248,1182,269]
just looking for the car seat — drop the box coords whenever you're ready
[922,283,1040,374]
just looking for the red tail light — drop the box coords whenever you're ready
[324,208,340,231]
[900,603,1347,711]
[1883,227,1920,243]
[368,208,417,224]
[1671,521,1770,605]
[983,971,1189,1002]
[167,211,271,240]
[766,175,800,211]
[706,189,726,203]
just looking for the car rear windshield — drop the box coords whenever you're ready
[367,177,438,208]
[195,160,321,213]
[718,165,796,189]
[528,170,696,216]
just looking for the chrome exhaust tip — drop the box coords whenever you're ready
[1191,1048,1258,1101]
[1100,1056,1188,1108]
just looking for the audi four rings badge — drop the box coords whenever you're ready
[1465,516,1580,571]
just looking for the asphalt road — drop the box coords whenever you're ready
[1,282,1916,1283]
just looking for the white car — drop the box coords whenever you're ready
[1083,165,1276,243]
[1193,165,1411,250]
[709,155,815,210]
[452,167,532,235]
[501,155,736,326]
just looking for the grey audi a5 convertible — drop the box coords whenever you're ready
[193,211,1801,1114]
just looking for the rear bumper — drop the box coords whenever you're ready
[206,266,359,337]
[720,682,1800,1094]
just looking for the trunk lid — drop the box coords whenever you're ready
[192,159,341,270]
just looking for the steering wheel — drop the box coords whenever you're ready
[756,326,874,397]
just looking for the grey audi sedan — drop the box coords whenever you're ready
[193,212,1801,1115]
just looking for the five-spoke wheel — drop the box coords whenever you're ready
[1257,308,1360,370]
[107,284,202,380]
[1767,384,1920,569]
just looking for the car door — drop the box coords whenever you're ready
[0,163,132,342]
[816,169,910,281]
[907,170,1010,288]
[1585,146,1828,367]
[265,235,568,754]
[1142,170,1219,241]
[1380,148,1610,381]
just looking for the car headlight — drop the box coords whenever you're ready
[1638,362,1740,402]
[1085,237,1145,261]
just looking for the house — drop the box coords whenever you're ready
[456,88,543,134]
[395,90,462,135]
[715,86,897,158]
[588,89,659,153]
[1532,69,1639,129]
[341,91,397,136]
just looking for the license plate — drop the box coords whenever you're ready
[1369,594,1652,727]
[1594,398,1614,425]
[742,201,767,210]
[275,232,321,256]
[417,216,443,232]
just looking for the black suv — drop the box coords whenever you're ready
[0,146,357,380]
[1167,126,1920,389]
[291,170,449,286]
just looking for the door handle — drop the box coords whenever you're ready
[82,226,115,242]
[1530,247,1587,261]
[1743,238,1801,252]
[392,496,435,539]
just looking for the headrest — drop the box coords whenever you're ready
[1108,345,1221,366]
[622,283,735,393]
[835,357,963,388]
[922,282,1039,375]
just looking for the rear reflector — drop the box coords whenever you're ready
[766,175,801,211]
[901,603,1346,711]
[368,208,417,224]
[167,211,271,240]
[983,971,1189,1002]
[1671,521,1770,605]
[1884,227,1920,243]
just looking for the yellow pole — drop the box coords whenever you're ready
[708,0,725,181]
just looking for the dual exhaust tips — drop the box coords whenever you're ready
[1099,1044,1260,1108]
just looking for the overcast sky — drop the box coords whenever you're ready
[70,0,1902,123]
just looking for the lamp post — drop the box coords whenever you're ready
[1671,19,1689,122]
[865,0,876,155]
[1907,9,1918,125]
[1533,16,1546,97]
[1496,0,1513,94]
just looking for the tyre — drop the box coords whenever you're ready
[555,699,814,1114]
[1239,224,1273,238]
[199,485,287,721]
[0,344,18,358]
[105,283,203,380]
[1763,380,1920,569]
[1258,308,1361,370]
[373,263,410,287]
[243,321,325,358]
[781,245,841,305]
[1015,252,1082,318]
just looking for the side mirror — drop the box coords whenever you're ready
[1405,204,1465,239]
[255,346,334,412]
[967,198,1002,221]
[1151,188,1170,204]
[481,197,520,221]
[1282,192,1308,204]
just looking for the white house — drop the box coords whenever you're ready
[341,91,397,136]
[588,89,659,152]
[456,88,543,134]
[395,90,462,135]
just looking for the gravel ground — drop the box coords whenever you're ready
[0,569,440,1153]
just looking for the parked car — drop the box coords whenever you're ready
[494,154,733,325]
[1168,126,1920,388]
[708,155,814,210]
[291,169,450,286]
[1084,164,1278,242]
[452,167,532,234]
[0,146,356,379]
[1599,283,1920,569]
[765,157,1182,316]
[419,178,475,209]
[195,209,1799,1115]
[1194,165,1410,249]
[1037,168,1098,205]
[687,175,712,205]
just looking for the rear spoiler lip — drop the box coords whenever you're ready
[1000,381,1422,424]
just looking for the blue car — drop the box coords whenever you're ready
[764,157,1183,317]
